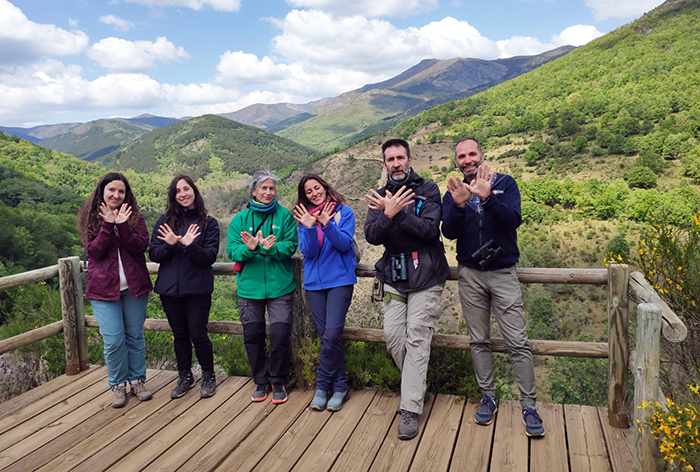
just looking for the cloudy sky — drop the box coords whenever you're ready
[0,0,664,127]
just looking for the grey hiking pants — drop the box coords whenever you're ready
[383,283,444,415]
[458,264,537,407]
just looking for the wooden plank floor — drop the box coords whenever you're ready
[0,367,634,472]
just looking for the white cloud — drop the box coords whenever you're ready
[69,18,79,28]
[216,51,286,85]
[584,0,664,21]
[284,0,438,18]
[0,0,89,65]
[497,24,603,58]
[99,15,135,32]
[123,0,241,12]
[271,10,499,75]
[87,37,189,72]
[553,25,603,47]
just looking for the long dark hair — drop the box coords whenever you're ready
[77,172,142,241]
[164,174,208,230]
[296,173,346,208]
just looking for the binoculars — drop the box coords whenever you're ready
[471,239,503,269]
[390,253,409,282]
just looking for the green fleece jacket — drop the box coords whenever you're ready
[226,205,298,299]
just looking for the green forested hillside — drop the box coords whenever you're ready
[98,114,318,178]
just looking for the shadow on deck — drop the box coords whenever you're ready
[0,366,634,472]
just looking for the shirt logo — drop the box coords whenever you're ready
[492,190,504,195]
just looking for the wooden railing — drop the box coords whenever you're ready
[0,256,688,471]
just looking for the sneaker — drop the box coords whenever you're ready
[200,371,216,398]
[309,390,327,410]
[272,384,288,404]
[475,395,498,425]
[522,406,545,437]
[397,410,419,440]
[130,379,153,401]
[252,383,270,402]
[171,370,195,399]
[326,391,349,412]
[111,384,127,408]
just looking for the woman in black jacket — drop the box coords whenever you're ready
[149,175,220,399]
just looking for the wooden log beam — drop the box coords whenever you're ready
[607,264,630,429]
[629,271,687,343]
[633,303,661,472]
[66,256,89,371]
[144,261,610,285]
[0,265,59,292]
[59,258,81,375]
[0,321,63,355]
[291,257,317,389]
[84,317,608,359]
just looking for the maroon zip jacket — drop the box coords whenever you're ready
[83,216,153,301]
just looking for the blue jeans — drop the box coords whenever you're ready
[91,291,149,387]
[306,285,353,392]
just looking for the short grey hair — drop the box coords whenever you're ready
[249,169,280,197]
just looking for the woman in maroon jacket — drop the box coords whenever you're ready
[78,173,153,408]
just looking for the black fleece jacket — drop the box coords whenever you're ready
[149,210,220,297]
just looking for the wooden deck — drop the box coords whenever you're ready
[0,366,634,472]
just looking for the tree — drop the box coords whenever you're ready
[624,166,657,189]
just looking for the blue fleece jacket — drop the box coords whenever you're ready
[442,173,522,270]
[298,204,358,290]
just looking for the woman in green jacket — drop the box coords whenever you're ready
[227,169,298,404]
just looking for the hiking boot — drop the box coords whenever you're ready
[326,391,349,412]
[397,410,419,440]
[475,395,498,425]
[522,406,545,437]
[171,370,195,399]
[309,390,327,410]
[130,379,153,401]
[272,383,288,404]
[111,384,127,408]
[200,371,216,398]
[252,383,270,402]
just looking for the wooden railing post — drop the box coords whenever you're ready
[634,303,661,472]
[607,263,630,428]
[291,256,317,389]
[70,257,89,371]
[59,257,81,375]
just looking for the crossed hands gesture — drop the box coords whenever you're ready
[241,230,276,251]
[157,223,201,246]
[447,164,494,206]
[364,185,415,219]
[99,203,132,224]
[292,202,337,228]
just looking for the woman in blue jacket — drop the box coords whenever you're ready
[293,174,357,411]
[149,175,220,399]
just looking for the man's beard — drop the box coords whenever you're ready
[461,168,476,183]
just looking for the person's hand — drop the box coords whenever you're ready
[383,186,415,219]
[316,201,337,227]
[179,224,201,246]
[464,163,494,200]
[260,233,276,249]
[447,176,471,207]
[157,223,181,246]
[114,204,132,224]
[364,189,387,211]
[241,231,259,250]
[293,204,317,228]
[98,203,116,223]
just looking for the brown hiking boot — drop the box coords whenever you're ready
[130,379,153,401]
[112,384,127,408]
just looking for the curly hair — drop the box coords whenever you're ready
[77,172,142,241]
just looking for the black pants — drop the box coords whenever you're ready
[238,293,292,385]
[161,295,214,372]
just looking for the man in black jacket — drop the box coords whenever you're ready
[364,138,450,440]
[442,137,544,437]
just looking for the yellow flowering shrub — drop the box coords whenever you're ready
[639,383,700,470]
